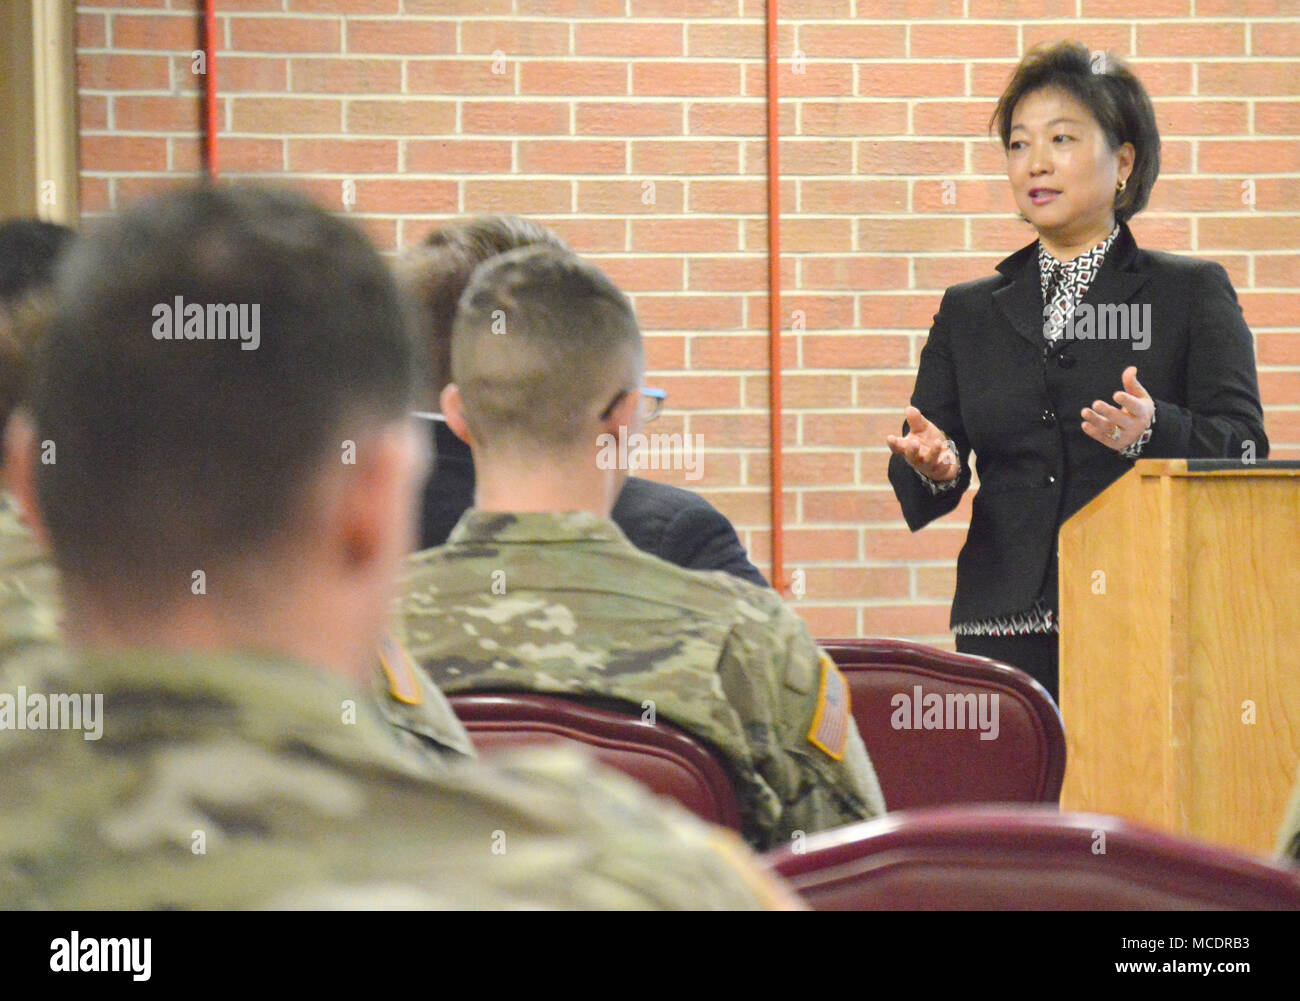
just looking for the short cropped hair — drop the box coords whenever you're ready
[451,245,641,453]
[31,185,417,596]
[991,41,1160,222]
[0,219,76,306]
[396,215,567,398]
[0,219,76,435]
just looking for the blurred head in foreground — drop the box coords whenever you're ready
[8,185,426,681]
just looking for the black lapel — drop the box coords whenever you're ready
[1077,222,1151,313]
[990,222,1153,349]
[991,238,1044,349]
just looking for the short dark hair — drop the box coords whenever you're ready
[0,219,76,306]
[991,41,1160,222]
[31,184,417,598]
[452,245,641,453]
[0,219,76,436]
[396,215,567,398]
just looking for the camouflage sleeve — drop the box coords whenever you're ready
[271,747,805,911]
[0,587,60,668]
[0,500,62,664]
[717,596,886,851]
[482,747,805,910]
[1276,762,1300,864]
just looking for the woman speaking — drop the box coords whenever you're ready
[886,42,1267,703]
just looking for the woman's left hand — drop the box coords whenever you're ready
[1081,366,1155,452]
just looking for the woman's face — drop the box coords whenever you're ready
[1006,87,1134,250]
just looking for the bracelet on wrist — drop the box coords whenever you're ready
[1121,409,1155,459]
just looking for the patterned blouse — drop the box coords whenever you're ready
[919,224,1149,637]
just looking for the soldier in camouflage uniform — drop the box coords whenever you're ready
[0,219,73,660]
[0,226,474,764]
[402,244,887,851]
[0,185,796,910]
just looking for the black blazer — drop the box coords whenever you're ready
[889,222,1267,625]
[419,420,770,588]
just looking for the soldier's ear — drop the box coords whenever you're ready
[336,419,425,574]
[602,387,641,438]
[3,410,52,551]
[440,384,472,447]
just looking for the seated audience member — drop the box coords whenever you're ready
[396,214,768,587]
[0,218,76,305]
[0,219,76,638]
[0,185,796,910]
[0,218,471,764]
[401,244,887,850]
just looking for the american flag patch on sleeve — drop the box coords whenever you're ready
[807,653,851,760]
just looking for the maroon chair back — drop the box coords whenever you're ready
[768,805,1300,910]
[448,692,742,832]
[818,637,1065,807]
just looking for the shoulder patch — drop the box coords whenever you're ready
[806,654,851,761]
[378,636,423,706]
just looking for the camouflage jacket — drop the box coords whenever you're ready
[0,647,798,909]
[0,492,60,660]
[402,510,887,850]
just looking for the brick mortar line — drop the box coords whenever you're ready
[85,11,1300,23]
[71,50,1300,63]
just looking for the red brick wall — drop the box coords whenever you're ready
[75,2,1300,647]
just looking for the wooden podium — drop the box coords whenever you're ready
[1059,459,1300,857]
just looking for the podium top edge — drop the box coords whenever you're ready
[1135,458,1300,476]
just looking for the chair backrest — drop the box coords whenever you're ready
[818,637,1065,808]
[768,805,1300,910]
[448,692,743,832]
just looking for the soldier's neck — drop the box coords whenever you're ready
[473,457,618,519]
[61,574,380,689]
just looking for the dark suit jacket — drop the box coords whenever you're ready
[419,419,769,588]
[889,222,1268,625]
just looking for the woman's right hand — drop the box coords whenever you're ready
[886,406,959,482]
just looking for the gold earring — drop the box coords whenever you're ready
[1116,177,1127,193]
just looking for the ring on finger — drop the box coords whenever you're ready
[1110,426,1123,442]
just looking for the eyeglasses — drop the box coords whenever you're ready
[599,386,667,423]
[639,387,666,422]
